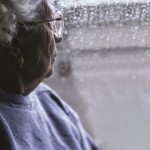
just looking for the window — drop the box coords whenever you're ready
[45,1,150,149]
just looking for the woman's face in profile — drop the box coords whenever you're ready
[13,2,62,83]
[35,24,58,79]
[14,23,57,81]
[34,6,62,79]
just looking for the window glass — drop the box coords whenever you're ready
[45,0,150,149]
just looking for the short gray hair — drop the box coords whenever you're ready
[0,0,53,44]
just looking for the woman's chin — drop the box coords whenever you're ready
[45,66,54,78]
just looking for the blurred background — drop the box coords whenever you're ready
[45,0,150,149]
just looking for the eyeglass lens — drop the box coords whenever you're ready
[54,11,64,37]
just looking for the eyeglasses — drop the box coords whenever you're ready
[20,11,64,38]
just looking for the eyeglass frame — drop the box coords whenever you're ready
[21,17,63,25]
[18,12,64,38]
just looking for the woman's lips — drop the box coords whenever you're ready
[52,57,56,62]
[51,53,57,63]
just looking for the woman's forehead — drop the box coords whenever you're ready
[43,0,58,18]
[46,0,56,17]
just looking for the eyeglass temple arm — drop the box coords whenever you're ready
[19,17,63,25]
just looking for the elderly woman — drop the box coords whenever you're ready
[0,0,100,150]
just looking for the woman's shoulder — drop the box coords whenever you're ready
[34,82,79,121]
[34,82,54,93]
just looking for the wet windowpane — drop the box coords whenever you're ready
[45,1,150,149]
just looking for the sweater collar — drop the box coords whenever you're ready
[0,88,35,106]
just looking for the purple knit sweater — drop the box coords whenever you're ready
[0,83,100,150]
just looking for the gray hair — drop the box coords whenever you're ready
[0,0,54,44]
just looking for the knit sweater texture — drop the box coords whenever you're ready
[0,83,99,150]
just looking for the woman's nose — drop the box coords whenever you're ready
[54,33,62,43]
